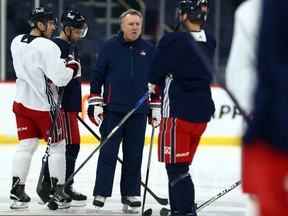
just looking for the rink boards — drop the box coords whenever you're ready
[0,82,244,146]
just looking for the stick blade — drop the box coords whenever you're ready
[160,207,170,216]
[143,208,152,216]
[36,181,50,203]
[36,162,50,203]
[158,197,169,206]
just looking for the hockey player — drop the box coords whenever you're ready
[87,9,157,213]
[147,0,215,215]
[240,0,288,215]
[225,0,262,214]
[42,9,88,207]
[10,7,80,209]
[226,0,261,116]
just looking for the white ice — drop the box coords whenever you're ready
[0,143,249,215]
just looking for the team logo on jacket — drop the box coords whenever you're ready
[140,50,146,56]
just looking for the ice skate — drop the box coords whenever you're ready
[159,208,180,216]
[50,178,72,209]
[64,185,87,207]
[121,196,141,213]
[160,209,196,216]
[160,203,197,216]
[186,203,197,216]
[10,177,30,209]
[93,195,106,210]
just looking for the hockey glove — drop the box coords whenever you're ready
[66,59,81,78]
[149,99,161,127]
[148,83,161,94]
[87,94,105,126]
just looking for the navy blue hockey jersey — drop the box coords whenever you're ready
[53,38,82,112]
[243,0,288,152]
[148,31,216,123]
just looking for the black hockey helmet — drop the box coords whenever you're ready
[176,0,209,23]
[61,9,87,29]
[28,7,57,28]
[61,9,88,38]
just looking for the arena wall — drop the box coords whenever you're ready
[0,82,245,146]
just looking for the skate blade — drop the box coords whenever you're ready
[10,200,29,209]
[38,200,45,205]
[94,206,104,213]
[70,200,87,207]
[123,204,139,213]
[54,201,70,209]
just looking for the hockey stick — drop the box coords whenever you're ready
[160,180,241,215]
[159,180,241,215]
[36,43,75,210]
[77,115,169,206]
[141,124,155,216]
[196,180,241,211]
[47,90,152,210]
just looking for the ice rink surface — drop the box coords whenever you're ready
[0,143,249,215]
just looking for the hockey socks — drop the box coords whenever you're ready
[65,144,80,185]
[166,162,196,215]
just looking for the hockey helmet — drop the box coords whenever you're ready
[176,0,209,23]
[61,9,88,37]
[28,7,57,28]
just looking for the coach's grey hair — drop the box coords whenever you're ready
[119,9,143,24]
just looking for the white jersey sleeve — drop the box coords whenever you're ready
[11,34,73,111]
[225,0,262,114]
[40,39,73,87]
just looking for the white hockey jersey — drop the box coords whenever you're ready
[11,34,74,111]
[225,0,262,114]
